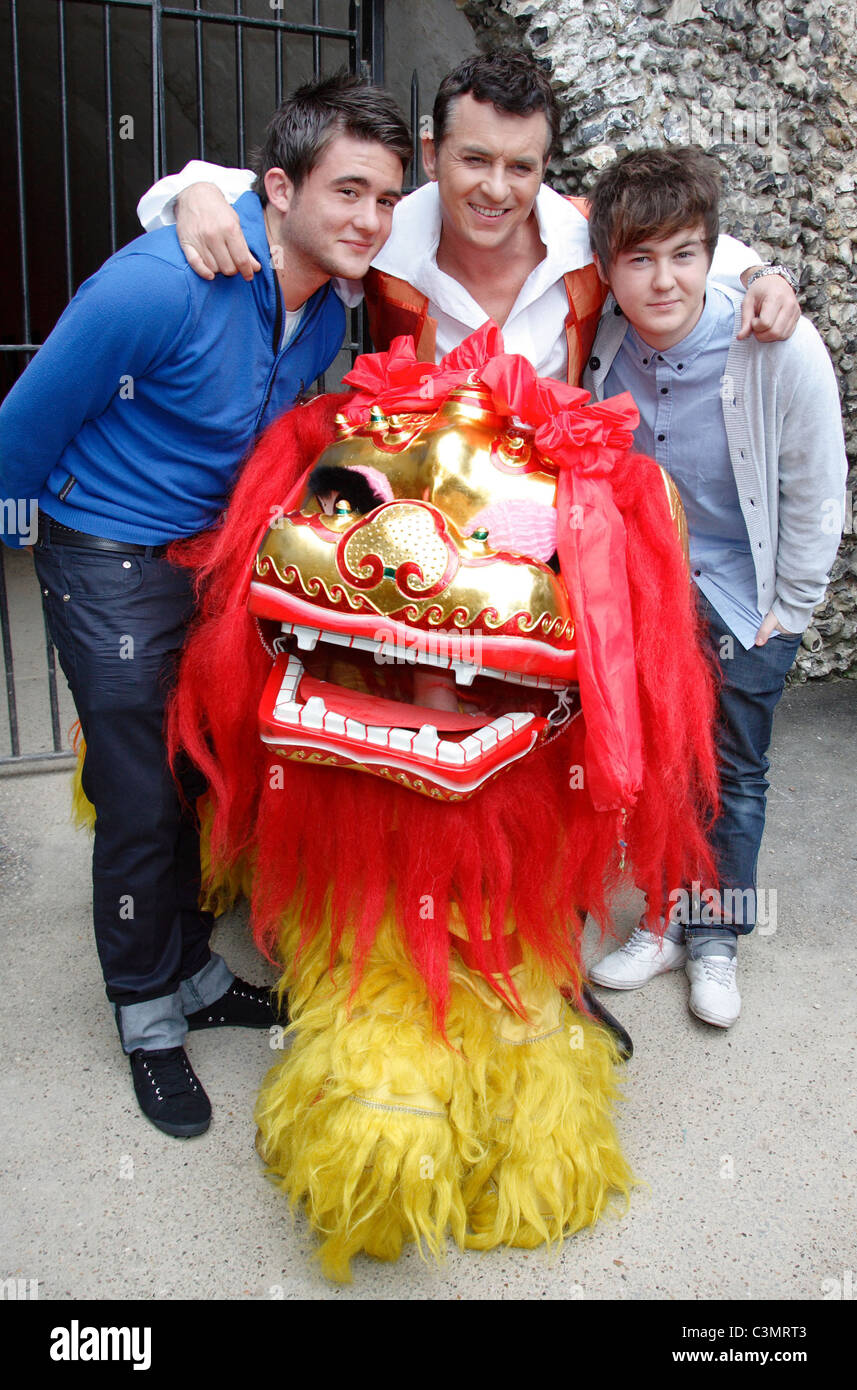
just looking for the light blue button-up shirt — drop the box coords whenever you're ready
[604,284,773,649]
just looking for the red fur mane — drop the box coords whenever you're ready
[168,394,719,1026]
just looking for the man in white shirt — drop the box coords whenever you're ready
[137,50,801,383]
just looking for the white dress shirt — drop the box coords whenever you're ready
[372,182,592,377]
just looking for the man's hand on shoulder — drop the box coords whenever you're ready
[175,183,260,281]
[737,268,800,342]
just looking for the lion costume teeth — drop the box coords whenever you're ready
[167,323,719,1279]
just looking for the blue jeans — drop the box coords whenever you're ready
[693,591,801,936]
[34,535,232,1049]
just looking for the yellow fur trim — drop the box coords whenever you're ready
[256,909,634,1281]
[70,738,95,831]
[197,798,253,915]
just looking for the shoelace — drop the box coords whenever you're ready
[144,1051,199,1100]
[692,954,737,986]
[620,925,663,957]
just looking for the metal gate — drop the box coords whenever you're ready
[0,0,386,766]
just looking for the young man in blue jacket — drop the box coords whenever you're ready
[0,74,410,1137]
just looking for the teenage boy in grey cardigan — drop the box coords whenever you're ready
[583,146,846,1028]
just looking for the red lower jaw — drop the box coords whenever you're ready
[297,673,493,732]
[258,652,560,801]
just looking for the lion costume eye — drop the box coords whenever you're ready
[308,464,392,516]
[468,498,558,566]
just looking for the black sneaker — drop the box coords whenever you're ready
[580,983,634,1060]
[561,983,634,1061]
[184,977,286,1032]
[130,1046,212,1137]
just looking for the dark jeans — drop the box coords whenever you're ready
[694,590,801,936]
[34,538,215,1008]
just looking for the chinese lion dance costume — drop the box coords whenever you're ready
[168,324,718,1280]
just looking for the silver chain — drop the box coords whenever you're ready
[547,687,580,729]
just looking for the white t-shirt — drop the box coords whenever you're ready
[281,305,305,350]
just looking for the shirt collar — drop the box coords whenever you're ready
[370,181,593,312]
[529,183,593,276]
[623,285,726,373]
[504,184,592,317]
[371,183,442,286]
[332,277,364,308]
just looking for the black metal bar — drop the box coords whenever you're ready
[161,5,357,39]
[56,0,154,7]
[349,0,359,74]
[152,0,166,180]
[10,0,31,354]
[0,752,77,769]
[0,754,77,770]
[273,13,283,108]
[410,68,420,192]
[312,0,321,78]
[104,5,118,255]
[366,0,384,85]
[235,0,245,168]
[69,0,358,41]
[194,0,206,158]
[0,553,21,759]
[41,601,65,753]
[57,1,74,298]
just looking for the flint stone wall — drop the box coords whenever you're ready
[458,0,857,679]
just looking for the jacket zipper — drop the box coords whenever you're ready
[255,281,331,433]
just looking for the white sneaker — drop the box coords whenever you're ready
[686,953,741,1027]
[590,925,686,990]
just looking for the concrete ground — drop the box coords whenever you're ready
[0,675,855,1302]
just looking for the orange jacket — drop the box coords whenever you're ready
[363,197,607,386]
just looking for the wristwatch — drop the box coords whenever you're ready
[745,263,799,291]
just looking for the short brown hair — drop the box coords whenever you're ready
[433,50,559,160]
[588,146,721,269]
[252,70,411,204]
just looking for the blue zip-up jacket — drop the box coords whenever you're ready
[0,192,344,546]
